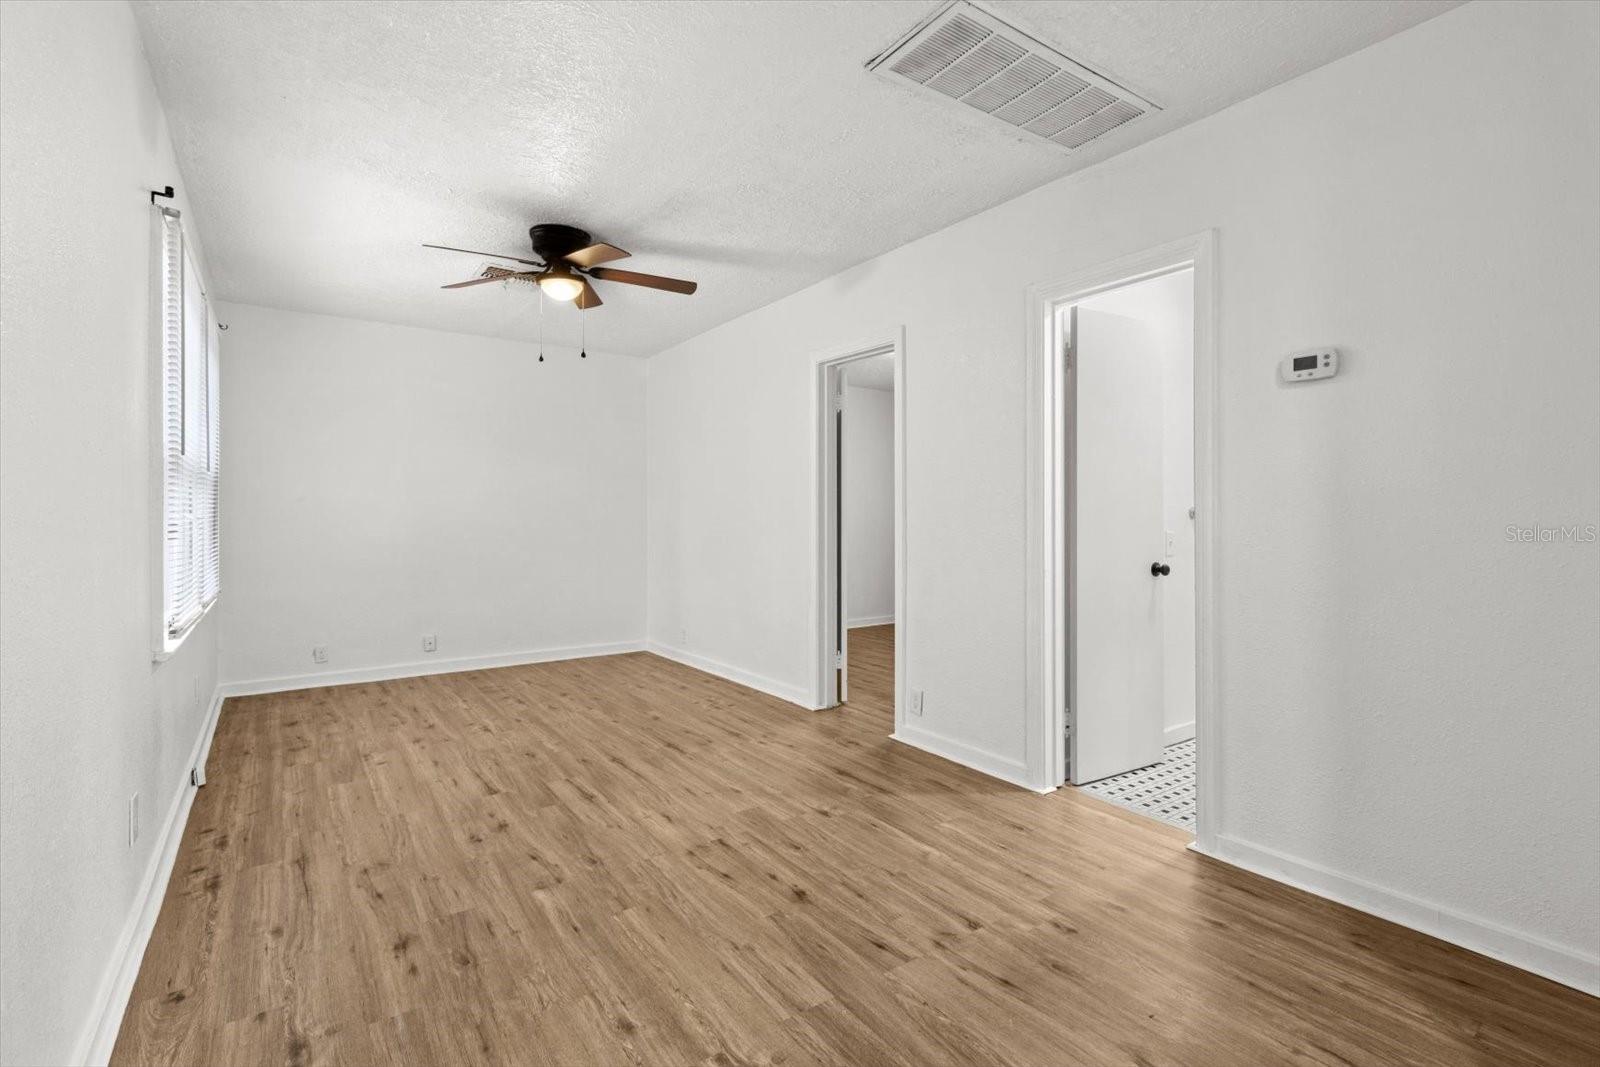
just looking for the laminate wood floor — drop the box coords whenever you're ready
[114,626,1599,1066]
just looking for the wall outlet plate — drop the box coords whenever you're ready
[312,646,328,664]
[129,793,140,847]
[910,689,924,715]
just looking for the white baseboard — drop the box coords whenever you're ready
[76,685,226,1067]
[644,641,814,709]
[1194,834,1599,997]
[891,724,1047,793]
[847,614,895,629]
[1164,719,1195,745]
[219,640,646,697]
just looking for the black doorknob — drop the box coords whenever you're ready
[1151,562,1170,577]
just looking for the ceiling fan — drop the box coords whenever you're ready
[425,224,698,310]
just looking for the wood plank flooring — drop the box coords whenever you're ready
[113,626,1600,1066]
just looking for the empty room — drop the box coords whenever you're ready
[1,1,1597,1065]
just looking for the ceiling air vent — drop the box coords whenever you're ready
[867,0,1158,152]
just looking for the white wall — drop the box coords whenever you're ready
[0,3,221,1064]
[844,381,895,627]
[215,303,647,689]
[1077,271,1196,743]
[645,0,1599,990]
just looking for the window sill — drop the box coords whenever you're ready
[153,596,217,663]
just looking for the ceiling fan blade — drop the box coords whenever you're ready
[588,266,698,295]
[576,278,604,310]
[441,269,534,289]
[424,243,542,267]
[564,242,631,268]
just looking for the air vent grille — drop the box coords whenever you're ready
[869,1,1157,153]
[888,13,989,84]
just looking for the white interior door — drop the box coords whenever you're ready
[1070,306,1167,784]
[835,371,848,704]
[821,363,848,707]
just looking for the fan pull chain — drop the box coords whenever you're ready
[580,305,587,359]
[538,288,545,363]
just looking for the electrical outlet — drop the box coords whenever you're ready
[910,689,924,716]
[192,677,201,706]
[422,634,437,653]
[128,793,140,847]
[312,646,328,664]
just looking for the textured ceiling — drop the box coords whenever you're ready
[131,0,1457,356]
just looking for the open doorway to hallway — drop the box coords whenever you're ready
[816,337,903,718]
[1063,268,1199,833]
[841,353,896,712]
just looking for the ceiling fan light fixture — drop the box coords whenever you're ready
[429,225,698,306]
[538,266,584,302]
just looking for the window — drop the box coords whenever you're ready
[158,208,219,652]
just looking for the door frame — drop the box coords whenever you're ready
[813,329,906,715]
[1024,231,1219,851]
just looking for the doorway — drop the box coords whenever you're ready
[815,334,905,716]
[1025,232,1218,846]
[1065,271,1197,830]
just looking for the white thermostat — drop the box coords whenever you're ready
[1281,347,1339,382]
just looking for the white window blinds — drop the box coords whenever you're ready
[159,208,220,645]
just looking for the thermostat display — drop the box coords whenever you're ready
[1281,347,1339,382]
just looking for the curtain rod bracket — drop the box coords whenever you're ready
[150,185,174,205]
